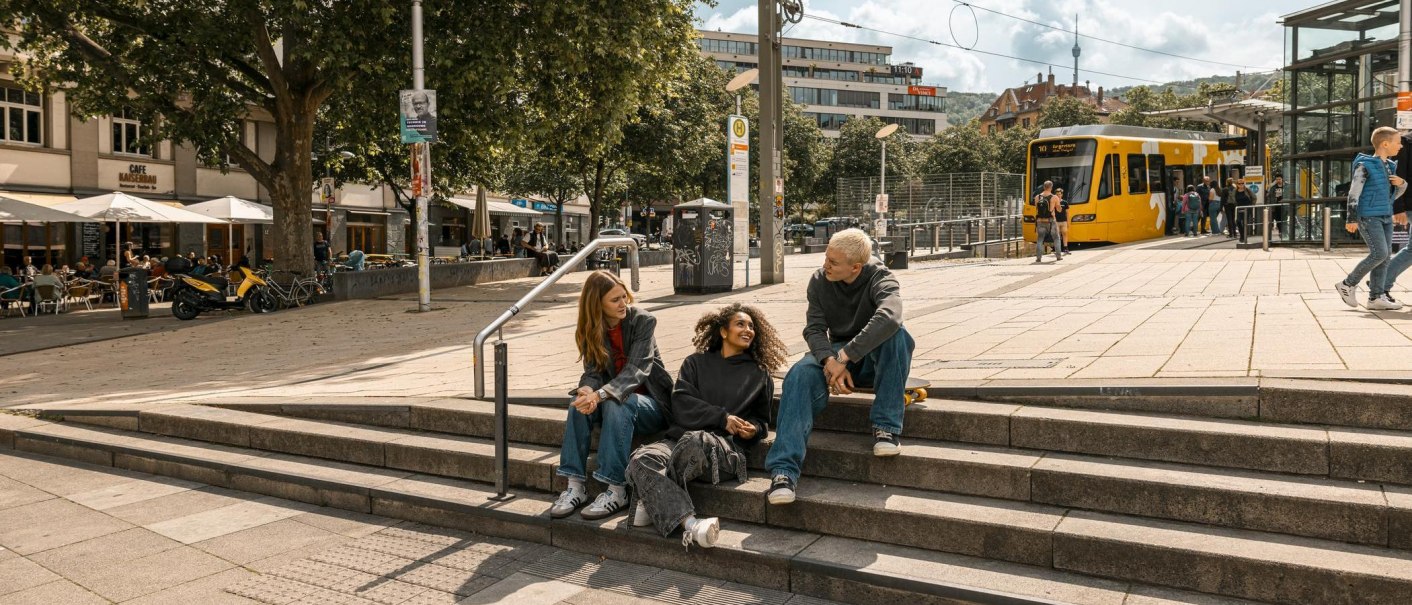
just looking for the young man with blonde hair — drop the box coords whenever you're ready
[765,228,914,505]
[1336,126,1408,310]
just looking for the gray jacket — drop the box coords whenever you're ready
[577,306,674,408]
[804,260,904,364]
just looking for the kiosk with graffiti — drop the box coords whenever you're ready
[671,198,734,295]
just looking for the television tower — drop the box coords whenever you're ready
[1071,15,1081,92]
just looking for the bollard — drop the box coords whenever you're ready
[933,226,938,252]
[948,224,954,250]
[1262,206,1271,252]
[1323,205,1332,252]
[489,341,514,501]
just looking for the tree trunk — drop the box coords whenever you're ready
[269,109,317,276]
[588,158,607,241]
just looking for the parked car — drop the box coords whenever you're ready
[784,224,814,238]
[597,228,648,248]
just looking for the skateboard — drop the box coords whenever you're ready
[771,372,929,405]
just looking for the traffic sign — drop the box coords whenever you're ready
[874,194,889,214]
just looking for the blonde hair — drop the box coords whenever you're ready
[1372,126,1400,148]
[828,228,871,265]
[575,270,633,372]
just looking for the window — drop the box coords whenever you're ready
[810,68,859,82]
[880,116,936,136]
[1097,155,1118,199]
[112,108,151,156]
[1147,155,1166,197]
[1030,139,1096,204]
[1126,154,1148,194]
[1022,118,1030,127]
[887,93,945,112]
[802,112,851,130]
[698,38,757,56]
[865,73,905,85]
[0,86,41,145]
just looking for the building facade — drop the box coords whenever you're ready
[697,31,948,137]
[978,72,1126,135]
[1280,1,1399,203]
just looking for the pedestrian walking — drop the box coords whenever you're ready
[1056,188,1072,254]
[1228,180,1252,240]
[1335,126,1408,311]
[1207,180,1224,235]
[1032,181,1062,262]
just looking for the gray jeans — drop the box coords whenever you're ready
[625,431,747,537]
[1035,220,1062,260]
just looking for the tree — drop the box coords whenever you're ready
[2,0,697,273]
[1037,96,1101,129]
[919,120,998,175]
[502,152,584,245]
[992,125,1037,174]
[830,116,917,183]
[622,53,734,211]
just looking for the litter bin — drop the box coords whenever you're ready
[119,267,149,319]
[881,236,908,270]
[672,197,734,294]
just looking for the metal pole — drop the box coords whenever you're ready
[757,0,783,284]
[1400,0,1412,95]
[489,341,513,501]
[412,0,430,312]
[1262,206,1271,252]
[880,140,887,236]
[1323,205,1332,252]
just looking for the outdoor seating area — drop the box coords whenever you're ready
[0,266,179,317]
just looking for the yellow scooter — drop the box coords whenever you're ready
[168,262,277,320]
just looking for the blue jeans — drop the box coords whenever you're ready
[765,328,915,484]
[1208,201,1223,233]
[1345,215,1394,298]
[1380,225,1412,295]
[1184,211,1200,235]
[558,393,666,486]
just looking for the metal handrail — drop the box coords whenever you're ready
[472,237,640,399]
[894,213,1024,229]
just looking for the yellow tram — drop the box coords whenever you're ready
[1023,125,1248,244]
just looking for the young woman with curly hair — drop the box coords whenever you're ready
[625,303,788,549]
[552,270,672,521]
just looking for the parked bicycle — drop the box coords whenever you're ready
[262,270,323,309]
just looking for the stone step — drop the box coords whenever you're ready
[1,414,1262,605]
[1261,379,1412,431]
[38,403,1412,550]
[171,395,1412,486]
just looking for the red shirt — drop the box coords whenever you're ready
[607,323,647,395]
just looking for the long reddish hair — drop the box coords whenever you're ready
[575,270,633,372]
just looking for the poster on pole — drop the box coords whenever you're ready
[410,143,431,199]
[320,177,336,207]
[399,90,438,144]
[727,115,749,204]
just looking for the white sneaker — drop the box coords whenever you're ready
[631,502,652,527]
[549,487,588,519]
[580,490,628,520]
[681,517,720,550]
[1368,294,1403,311]
[1335,281,1358,307]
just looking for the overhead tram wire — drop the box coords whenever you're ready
[803,14,1166,84]
[951,0,1280,72]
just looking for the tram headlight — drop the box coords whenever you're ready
[1071,214,1096,222]
[1022,216,1035,223]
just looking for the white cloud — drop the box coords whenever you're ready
[696,0,1302,94]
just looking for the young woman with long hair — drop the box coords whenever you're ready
[552,270,672,520]
[625,303,788,549]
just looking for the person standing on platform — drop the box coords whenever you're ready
[1336,126,1407,311]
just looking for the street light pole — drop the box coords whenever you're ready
[411,0,430,312]
[875,123,899,238]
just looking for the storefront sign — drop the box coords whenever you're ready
[907,85,937,97]
[118,163,159,191]
[511,199,561,212]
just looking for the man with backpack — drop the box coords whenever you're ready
[1033,180,1062,263]
[1182,185,1202,237]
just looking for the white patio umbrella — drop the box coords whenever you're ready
[471,186,492,258]
[52,192,227,270]
[184,196,274,265]
[0,196,99,223]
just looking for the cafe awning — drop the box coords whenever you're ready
[444,196,542,217]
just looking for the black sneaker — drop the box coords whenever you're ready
[873,428,901,457]
[766,474,796,505]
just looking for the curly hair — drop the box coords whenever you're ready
[690,303,788,372]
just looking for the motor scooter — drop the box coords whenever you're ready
[166,258,277,320]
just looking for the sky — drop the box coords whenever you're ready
[695,0,1311,94]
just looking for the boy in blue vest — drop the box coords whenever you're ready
[1337,126,1408,311]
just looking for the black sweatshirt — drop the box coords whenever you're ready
[667,351,772,446]
[804,259,903,364]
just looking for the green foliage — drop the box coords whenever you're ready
[919,120,997,175]
[1037,96,1100,129]
[943,92,999,125]
[830,116,917,183]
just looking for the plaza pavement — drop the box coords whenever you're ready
[0,449,845,605]
[4,233,1412,412]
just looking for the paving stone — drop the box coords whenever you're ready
[0,579,108,605]
[452,572,585,605]
[121,567,260,605]
[0,556,61,597]
[0,475,51,511]
[106,486,252,526]
[292,508,399,538]
[226,575,322,604]
[64,475,201,511]
[28,527,183,583]
[74,545,235,601]
[147,497,318,544]
[0,498,133,555]
[392,562,499,596]
[193,517,344,565]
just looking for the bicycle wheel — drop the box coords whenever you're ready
[291,281,312,307]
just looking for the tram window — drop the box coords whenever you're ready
[1147,155,1166,196]
[1127,154,1148,194]
[1097,155,1119,199]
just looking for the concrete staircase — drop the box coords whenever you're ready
[7,378,1412,604]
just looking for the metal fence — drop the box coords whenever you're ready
[834,172,1026,224]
